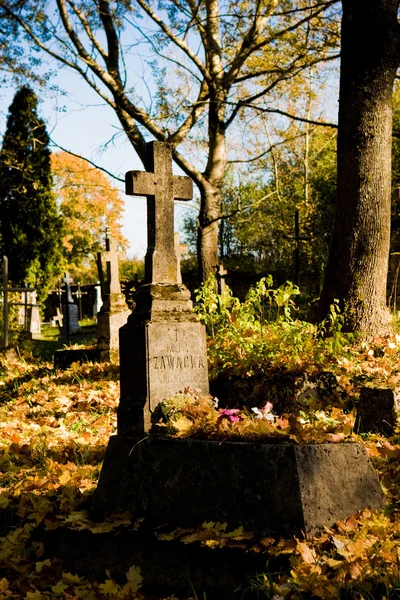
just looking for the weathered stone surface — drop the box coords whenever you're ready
[118,141,209,433]
[54,348,101,370]
[118,314,209,434]
[94,438,384,538]
[355,386,400,436]
[62,303,81,336]
[126,141,193,285]
[96,236,131,362]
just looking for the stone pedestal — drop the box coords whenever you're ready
[118,283,209,434]
[95,438,384,538]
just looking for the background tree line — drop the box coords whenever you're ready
[0,0,399,336]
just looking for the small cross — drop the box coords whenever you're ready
[73,282,88,320]
[63,272,74,303]
[102,237,121,295]
[125,141,193,284]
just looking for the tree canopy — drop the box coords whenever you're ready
[0,0,340,279]
[0,86,63,297]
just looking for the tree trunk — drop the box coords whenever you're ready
[319,0,400,336]
[197,181,221,280]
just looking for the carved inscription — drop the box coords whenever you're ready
[153,355,206,369]
[146,321,209,410]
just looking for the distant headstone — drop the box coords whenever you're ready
[96,234,130,362]
[17,290,40,335]
[215,263,227,295]
[118,140,209,433]
[356,386,400,436]
[62,272,80,336]
[51,307,63,329]
[92,283,102,319]
[28,291,41,335]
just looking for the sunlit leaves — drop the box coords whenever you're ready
[51,151,128,282]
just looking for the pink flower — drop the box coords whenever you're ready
[218,408,243,423]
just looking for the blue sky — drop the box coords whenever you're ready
[0,67,195,259]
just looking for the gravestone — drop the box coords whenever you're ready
[96,234,130,362]
[62,273,80,336]
[117,141,209,433]
[92,283,102,318]
[95,141,383,546]
[355,386,400,436]
[51,307,63,329]
[17,290,41,336]
[215,263,227,295]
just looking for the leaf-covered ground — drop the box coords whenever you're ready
[1,345,400,599]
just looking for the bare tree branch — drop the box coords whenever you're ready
[49,138,125,183]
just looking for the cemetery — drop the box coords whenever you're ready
[1,137,400,599]
[1,1,400,598]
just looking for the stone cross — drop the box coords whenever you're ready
[63,272,74,303]
[102,237,121,295]
[174,232,188,285]
[125,141,193,284]
[215,263,227,295]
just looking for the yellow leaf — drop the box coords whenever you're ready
[59,470,71,485]
[205,539,223,548]
[62,572,81,583]
[26,592,45,599]
[0,578,9,593]
[126,565,142,591]
[51,581,68,594]
[325,557,344,569]
[98,579,120,595]
[0,496,9,508]
[296,541,317,564]
[35,559,51,572]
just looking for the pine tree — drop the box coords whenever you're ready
[0,87,63,297]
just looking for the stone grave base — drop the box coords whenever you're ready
[53,348,103,370]
[94,437,384,538]
[355,386,400,436]
[42,525,288,600]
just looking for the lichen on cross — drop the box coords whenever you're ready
[125,141,193,284]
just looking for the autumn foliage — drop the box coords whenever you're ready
[51,152,128,282]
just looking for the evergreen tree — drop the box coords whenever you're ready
[0,87,63,297]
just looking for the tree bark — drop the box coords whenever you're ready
[319,0,400,335]
[197,182,221,278]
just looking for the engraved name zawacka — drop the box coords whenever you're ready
[153,355,205,369]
